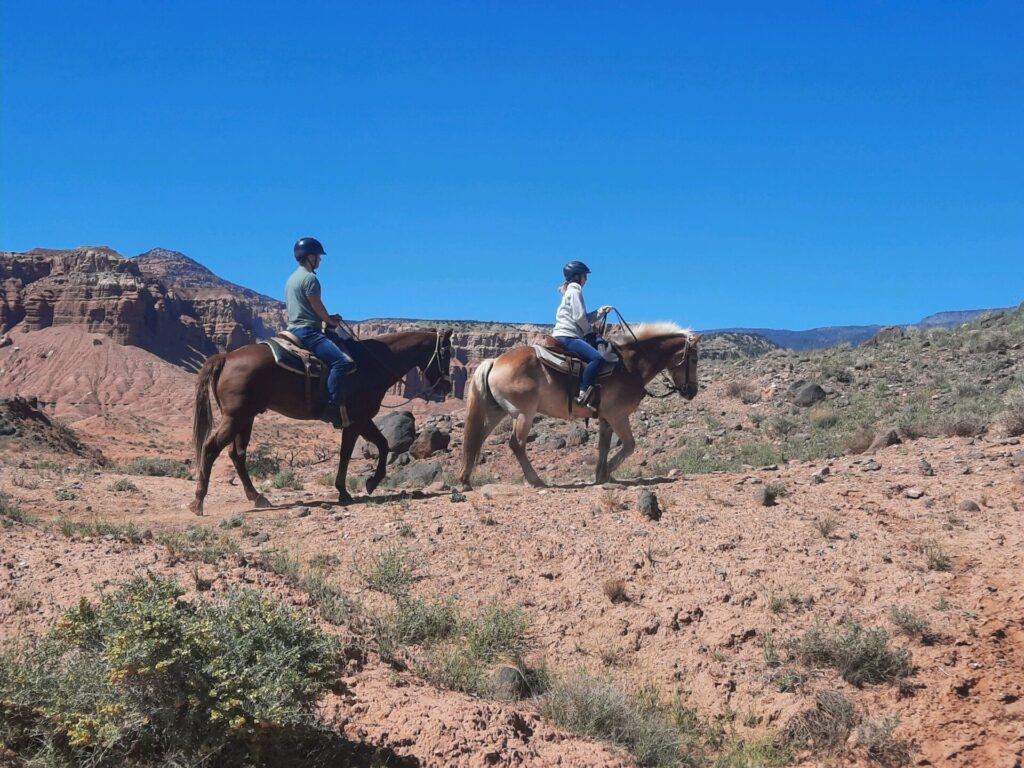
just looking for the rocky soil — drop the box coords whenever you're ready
[1,278,1023,766]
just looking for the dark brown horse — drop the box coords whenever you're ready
[190,329,453,515]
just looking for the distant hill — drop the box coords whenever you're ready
[712,307,1015,350]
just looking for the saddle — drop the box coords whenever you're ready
[259,331,327,414]
[533,336,620,412]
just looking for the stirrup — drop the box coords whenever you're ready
[321,402,351,429]
[575,386,597,409]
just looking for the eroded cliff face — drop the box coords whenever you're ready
[0,247,289,369]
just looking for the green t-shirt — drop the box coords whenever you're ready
[285,267,321,329]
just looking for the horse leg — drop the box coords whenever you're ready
[228,422,271,508]
[361,421,390,495]
[595,417,614,484]
[190,417,240,516]
[602,409,637,480]
[459,403,506,491]
[330,427,359,505]
[509,410,546,487]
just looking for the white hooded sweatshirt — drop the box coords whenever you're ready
[553,282,600,339]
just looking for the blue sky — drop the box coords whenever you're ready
[2,1,1021,329]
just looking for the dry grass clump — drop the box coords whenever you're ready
[540,674,683,768]
[359,546,418,596]
[725,379,761,404]
[888,606,933,642]
[789,619,912,686]
[843,428,875,455]
[814,516,840,539]
[1004,387,1024,437]
[784,690,857,752]
[858,716,914,766]
[916,540,952,572]
[809,406,838,429]
[0,491,34,527]
[121,456,190,478]
[603,578,629,604]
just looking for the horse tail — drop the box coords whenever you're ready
[192,354,226,466]
[460,359,500,489]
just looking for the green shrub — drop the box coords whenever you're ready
[789,620,912,686]
[55,487,78,501]
[107,478,139,493]
[122,457,190,479]
[245,443,280,479]
[0,576,341,767]
[361,546,418,596]
[270,470,303,490]
[888,606,933,641]
[55,519,145,543]
[858,715,913,766]
[218,513,246,530]
[156,526,239,563]
[0,491,33,527]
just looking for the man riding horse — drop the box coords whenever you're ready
[285,237,356,428]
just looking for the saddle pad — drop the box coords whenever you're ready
[259,337,324,377]
[532,345,617,378]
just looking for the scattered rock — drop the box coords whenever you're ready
[566,425,590,447]
[869,429,901,453]
[251,531,270,544]
[637,490,661,521]
[919,458,935,476]
[755,487,777,506]
[389,460,443,488]
[789,381,826,407]
[863,460,882,472]
[905,487,925,499]
[491,666,530,700]
[363,411,417,457]
[959,499,981,512]
[409,426,451,459]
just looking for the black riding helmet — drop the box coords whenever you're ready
[563,260,591,281]
[294,237,326,261]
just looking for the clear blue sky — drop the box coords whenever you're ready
[2,1,1021,329]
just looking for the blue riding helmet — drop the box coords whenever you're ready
[563,260,591,281]
[294,237,326,261]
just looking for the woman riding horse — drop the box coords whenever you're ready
[460,321,700,489]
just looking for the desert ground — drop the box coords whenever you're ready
[2,312,1023,767]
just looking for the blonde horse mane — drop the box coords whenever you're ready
[609,321,693,343]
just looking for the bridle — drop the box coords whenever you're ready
[606,308,697,399]
[336,320,452,407]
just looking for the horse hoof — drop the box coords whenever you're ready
[365,476,381,495]
[254,494,272,509]
[189,500,204,516]
[338,492,353,506]
[460,482,473,492]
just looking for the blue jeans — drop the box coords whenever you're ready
[289,326,356,405]
[555,335,605,390]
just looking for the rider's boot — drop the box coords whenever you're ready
[321,401,352,429]
[575,386,598,411]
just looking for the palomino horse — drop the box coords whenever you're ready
[190,329,453,515]
[459,323,700,489]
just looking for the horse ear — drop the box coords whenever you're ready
[443,328,453,340]
[690,333,703,345]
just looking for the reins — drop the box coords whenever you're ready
[607,308,690,399]
[336,319,451,408]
